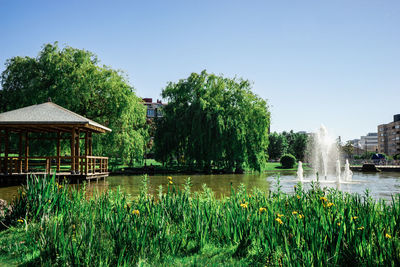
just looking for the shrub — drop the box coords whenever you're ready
[280,154,296,169]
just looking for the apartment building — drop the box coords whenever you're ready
[378,114,400,156]
[142,98,165,119]
[360,133,378,153]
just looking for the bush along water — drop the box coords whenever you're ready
[280,154,296,169]
[1,175,400,266]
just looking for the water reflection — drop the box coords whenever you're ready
[1,171,400,202]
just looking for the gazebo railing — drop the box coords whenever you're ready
[0,156,108,175]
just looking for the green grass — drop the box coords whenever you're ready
[1,175,399,266]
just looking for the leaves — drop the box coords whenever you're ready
[154,70,270,171]
[0,43,147,163]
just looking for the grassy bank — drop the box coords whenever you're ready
[111,160,308,174]
[1,175,399,266]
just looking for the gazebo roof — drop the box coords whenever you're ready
[0,102,111,133]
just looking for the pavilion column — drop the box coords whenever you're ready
[89,132,93,156]
[25,132,29,173]
[75,129,80,173]
[85,131,88,174]
[19,132,23,173]
[71,128,76,174]
[57,131,61,172]
[4,129,9,174]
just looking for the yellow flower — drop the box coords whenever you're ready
[277,214,284,218]
[320,196,328,202]
[292,211,298,215]
[48,200,51,203]
[352,216,358,220]
[167,176,173,180]
[17,219,24,223]
[326,203,334,208]
[275,218,283,224]
[297,195,301,199]
[58,185,63,189]
[169,181,173,184]
[132,210,140,215]
[385,233,392,239]
[240,203,248,209]
[259,207,266,213]
[298,214,304,219]
[337,222,341,226]
[357,226,364,230]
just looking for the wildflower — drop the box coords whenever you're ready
[297,195,301,199]
[275,218,283,224]
[320,196,328,202]
[292,211,298,215]
[48,200,51,203]
[385,233,392,239]
[277,213,284,218]
[132,210,140,215]
[298,214,304,219]
[326,203,334,208]
[167,176,173,180]
[17,219,24,223]
[240,203,248,209]
[58,184,63,189]
[169,181,173,184]
[357,226,364,230]
[259,207,266,213]
[352,216,358,220]
[337,222,341,226]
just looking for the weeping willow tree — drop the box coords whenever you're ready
[154,70,270,172]
[0,43,147,164]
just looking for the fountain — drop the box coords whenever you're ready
[303,125,352,183]
[336,159,341,183]
[343,159,353,182]
[297,161,304,181]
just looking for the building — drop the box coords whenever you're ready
[0,102,111,182]
[378,114,400,156]
[360,133,378,153]
[142,98,165,119]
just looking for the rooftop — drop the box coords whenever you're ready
[0,102,111,133]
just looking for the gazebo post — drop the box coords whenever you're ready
[71,128,75,174]
[75,129,80,173]
[57,131,61,172]
[19,132,23,173]
[85,131,88,174]
[4,129,9,174]
[25,131,29,173]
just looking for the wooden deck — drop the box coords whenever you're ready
[1,155,109,185]
[0,171,109,186]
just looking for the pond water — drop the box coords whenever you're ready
[1,171,400,203]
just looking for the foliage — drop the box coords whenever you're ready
[341,141,354,158]
[267,132,289,160]
[1,176,400,266]
[154,70,270,172]
[0,43,147,163]
[280,153,296,169]
[282,130,308,161]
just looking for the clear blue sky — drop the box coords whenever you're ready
[1,0,399,141]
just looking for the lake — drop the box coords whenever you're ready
[1,171,400,202]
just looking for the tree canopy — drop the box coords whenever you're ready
[268,131,308,161]
[0,43,147,163]
[154,70,270,172]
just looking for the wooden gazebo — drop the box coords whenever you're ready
[0,102,111,182]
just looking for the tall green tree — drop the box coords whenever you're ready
[268,132,289,160]
[154,70,270,172]
[0,43,147,163]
